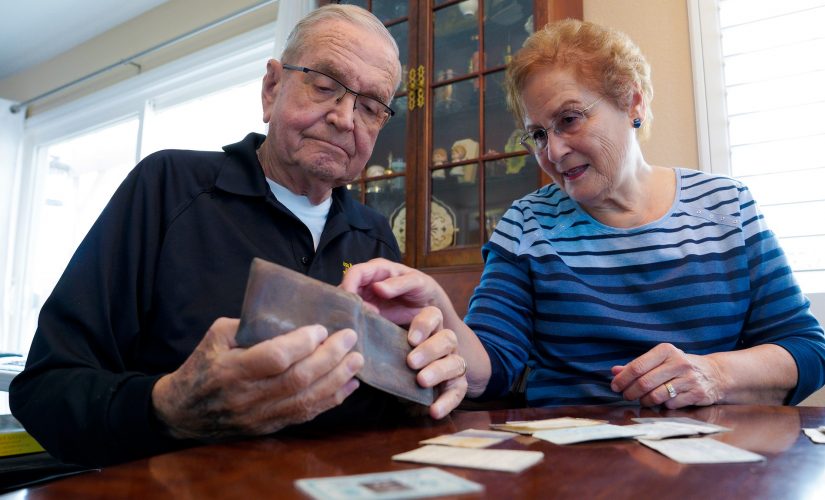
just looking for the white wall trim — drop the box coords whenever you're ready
[686,0,730,175]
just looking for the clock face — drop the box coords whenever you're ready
[390,198,457,252]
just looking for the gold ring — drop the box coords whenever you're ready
[457,356,467,376]
[665,382,677,399]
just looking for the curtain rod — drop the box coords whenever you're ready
[9,0,278,114]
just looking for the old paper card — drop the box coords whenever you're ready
[631,417,730,434]
[420,428,518,449]
[638,437,765,464]
[625,422,719,440]
[533,424,646,445]
[392,445,544,473]
[295,467,483,499]
[235,258,433,406]
[490,417,606,435]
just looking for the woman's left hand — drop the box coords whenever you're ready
[340,258,490,401]
[406,306,468,419]
[610,343,724,409]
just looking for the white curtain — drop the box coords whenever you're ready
[0,99,25,352]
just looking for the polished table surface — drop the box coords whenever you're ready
[8,405,825,499]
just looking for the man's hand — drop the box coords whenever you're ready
[152,318,363,440]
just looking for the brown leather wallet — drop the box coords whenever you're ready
[235,258,434,406]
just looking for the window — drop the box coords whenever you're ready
[689,0,825,297]
[4,28,274,354]
[142,79,264,155]
[21,118,140,351]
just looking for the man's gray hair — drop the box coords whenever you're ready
[281,4,401,88]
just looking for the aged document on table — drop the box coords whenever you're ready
[393,445,544,473]
[420,429,518,449]
[639,437,765,464]
[533,424,646,445]
[625,421,723,440]
[490,417,605,435]
[632,417,730,434]
[295,467,483,500]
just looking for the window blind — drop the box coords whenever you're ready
[718,0,825,292]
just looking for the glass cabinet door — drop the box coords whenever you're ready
[338,0,580,268]
[343,1,413,255]
[423,0,537,264]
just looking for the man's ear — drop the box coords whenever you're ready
[261,59,283,124]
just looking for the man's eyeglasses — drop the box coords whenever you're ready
[282,64,395,130]
[519,98,602,155]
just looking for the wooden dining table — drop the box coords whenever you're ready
[6,404,825,499]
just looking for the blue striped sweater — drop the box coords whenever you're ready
[467,168,825,406]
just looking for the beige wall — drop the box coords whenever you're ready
[585,0,699,169]
[0,0,278,115]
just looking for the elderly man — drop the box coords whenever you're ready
[10,5,467,467]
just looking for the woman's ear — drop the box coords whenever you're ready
[629,85,646,125]
[261,59,283,124]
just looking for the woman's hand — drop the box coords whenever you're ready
[609,343,725,409]
[405,306,468,419]
[340,258,453,326]
[611,343,797,408]
[340,258,491,401]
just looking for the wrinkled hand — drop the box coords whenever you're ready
[610,343,724,409]
[405,306,468,419]
[339,258,450,326]
[152,318,363,440]
[340,259,467,417]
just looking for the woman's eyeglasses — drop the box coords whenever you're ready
[283,64,395,130]
[519,98,602,154]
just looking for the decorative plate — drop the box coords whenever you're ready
[390,197,457,251]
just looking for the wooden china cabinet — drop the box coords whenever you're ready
[337,0,582,314]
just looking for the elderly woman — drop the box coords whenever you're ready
[342,19,825,409]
